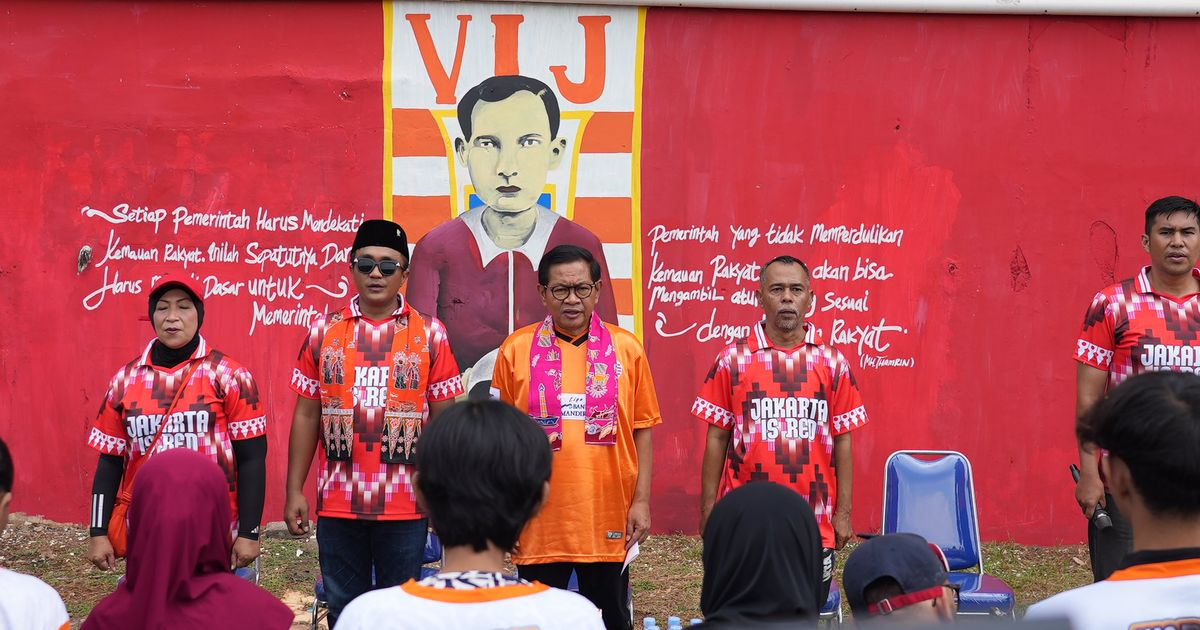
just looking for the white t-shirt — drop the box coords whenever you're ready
[336,571,604,630]
[0,568,70,630]
[1025,553,1200,629]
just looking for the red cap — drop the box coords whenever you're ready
[149,274,203,303]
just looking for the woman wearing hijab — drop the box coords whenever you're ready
[696,482,824,629]
[85,275,269,572]
[82,448,291,630]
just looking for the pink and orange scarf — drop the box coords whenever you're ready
[528,313,619,448]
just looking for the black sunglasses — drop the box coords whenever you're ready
[353,258,406,277]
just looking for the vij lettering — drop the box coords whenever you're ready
[406,12,610,104]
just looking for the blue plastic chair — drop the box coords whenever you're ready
[882,451,1016,618]
[311,530,444,628]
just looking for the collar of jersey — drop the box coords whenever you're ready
[345,294,409,321]
[748,320,813,353]
[137,335,209,368]
[401,578,549,602]
[1110,548,1200,581]
[1136,265,1200,297]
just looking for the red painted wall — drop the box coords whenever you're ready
[639,10,1200,544]
[0,1,384,531]
[2,3,1197,545]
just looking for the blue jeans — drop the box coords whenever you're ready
[317,516,427,624]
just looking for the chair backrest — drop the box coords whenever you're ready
[882,451,983,572]
[423,530,443,564]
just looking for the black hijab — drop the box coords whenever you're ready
[698,482,823,628]
[148,283,205,368]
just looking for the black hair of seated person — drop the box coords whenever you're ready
[863,577,905,608]
[415,400,552,552]
[0,437,11,494]
[1078,371,1200,517]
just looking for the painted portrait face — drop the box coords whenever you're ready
[1143,211,1200,278]
[457,90,567,214]
[351,245,409,313]
[152,288,200,349]
[539,260,601,337]
[757,262,813,336]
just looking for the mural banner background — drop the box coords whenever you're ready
[2,2,1199,544]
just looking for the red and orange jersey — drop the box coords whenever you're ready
[693,322,868,548]
[1076,266,1200,389]
[290,295,463,521]
[88,337,267,519]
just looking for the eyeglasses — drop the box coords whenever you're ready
[546,283,597,301]
[945,583,961,609]
[353,258,406,277]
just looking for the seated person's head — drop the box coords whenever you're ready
[1079,371,1200,521]
[700,482,824,626]
[415,400,552,553]
[0,437,11,535]
[844,533,957,623]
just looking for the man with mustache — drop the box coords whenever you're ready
[693,255,869,605]
[493,244,660,630]
[1074,196,1200,581]
[408,75,617,395]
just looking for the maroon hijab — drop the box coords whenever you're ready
[82,449,292,630]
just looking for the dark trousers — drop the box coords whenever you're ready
[519,562,631,630]
[1088,492,1133,581]
[317,516,428,626]
[820,548,835,607]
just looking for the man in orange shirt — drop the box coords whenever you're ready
[493,244,661,630]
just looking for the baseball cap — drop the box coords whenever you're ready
[844,533,951,615]
[149,274,203,304]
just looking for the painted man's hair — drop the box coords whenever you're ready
[457,75,561,141]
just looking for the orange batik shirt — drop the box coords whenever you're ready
[493,322,662,564]
[291,295,463,520]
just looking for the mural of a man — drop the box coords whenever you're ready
[407,75,617,391]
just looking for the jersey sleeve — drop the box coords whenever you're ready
[221,364,268,440]
[829,349,868,436]
[493,336,520,407]
[692,350,736,429]
[426,318,464,402]
[627,339,663,430]
[87,371,129,456]
[1076,290,1116,370]
[290,320,323,400]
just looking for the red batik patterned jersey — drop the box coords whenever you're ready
[88,337,267,519]
[1076,266,1200,390]
[693,322,868,548]
[290,295,463,520]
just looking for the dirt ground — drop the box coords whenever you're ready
[2,514,1091,628]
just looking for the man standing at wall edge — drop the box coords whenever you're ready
[1074,196,1200,581]
[693,255,868,604]
[1027,371,1200,625]
[493,244,661,630]
[284,219,464,626]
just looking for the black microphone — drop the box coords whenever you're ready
[1070,464,1113,530]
